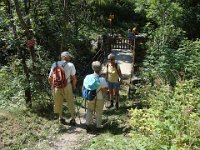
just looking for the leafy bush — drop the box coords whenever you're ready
[0,62,25,109]
[143,38,200,88]
[128,80,200,149]
[175,40,200,85]
[0,47,53,110]
[84,134,136,150]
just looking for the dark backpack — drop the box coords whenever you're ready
[52,62,67,88]
[82,87,97,101]
[82,75,100,101]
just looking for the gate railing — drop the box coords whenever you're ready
[111,38,135,50]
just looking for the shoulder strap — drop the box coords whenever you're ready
[55,62,58,67]
[116,63,122,79]
[96,75,102,93]
[62,61,68,68]
[114,63,120,75]
[115,63,118,69]
[106,64,108,79]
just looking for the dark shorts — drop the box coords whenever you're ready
[107,81,120,90]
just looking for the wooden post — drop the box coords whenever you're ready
[132,38,136,75]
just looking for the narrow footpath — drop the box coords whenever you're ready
[49,48,133,150]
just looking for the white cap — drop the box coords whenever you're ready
[61,51,74,58]
[107,53,115,60]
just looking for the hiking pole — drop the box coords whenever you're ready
[74,89,82,124]
[75,96,81,124]
[94,97,97,116]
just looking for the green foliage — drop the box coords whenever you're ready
[0,108,61,150]
[128,80,200,149]
[177,0,200,39]
[0,46,53,110]
[134,0,183,26]
[175,40,200,84]
[143,39,200,87]
[29,48,53,107]
[1,0,200,149]
[85,134,136,150]
[0,63,25,109]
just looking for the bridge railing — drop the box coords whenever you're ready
[111,38,135,50]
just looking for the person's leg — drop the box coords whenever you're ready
[53,88,64,120]
[107,81,114,108]
[114,82,120,109]
[95,99,104,128]
[86,100,95,125]
[63,84,76,124]
[108,88,114,108]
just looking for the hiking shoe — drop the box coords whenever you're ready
[107,103,114,108]
[69,119,76,126]
[59,118,66,124]
[54,114,59,120]
[96,125,104,129]
[86,125,93,132]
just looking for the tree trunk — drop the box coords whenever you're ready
[18,48,32,108]
[13,0,33,107]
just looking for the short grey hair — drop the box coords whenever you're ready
[107,53,115,60]
[61,51,73,59]
[92,61,101,72]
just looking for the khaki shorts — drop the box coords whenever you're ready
[52,84,75,118]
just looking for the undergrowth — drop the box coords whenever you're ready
[128,80,200,149]
[0,106,67,150]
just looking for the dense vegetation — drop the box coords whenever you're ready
[0,0,200,149]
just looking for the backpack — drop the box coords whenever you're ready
[82,75,100,101]
[52,62,67,88]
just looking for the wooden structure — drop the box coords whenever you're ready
[111,38,135,50]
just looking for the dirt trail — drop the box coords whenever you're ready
[49,48,133,150]
[49,120,96,150]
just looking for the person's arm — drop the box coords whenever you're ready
[100,78,108,97]
[117,65,124,84]
[105,64,108,81]
[71,75,77,90]
[116,64,123,79]
[118,68,123,79]
[69,63,77,90]
[101,87,108,96]
[48,76,53,86]
[48,63,55,86]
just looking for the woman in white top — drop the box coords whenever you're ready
[83,61,108,128]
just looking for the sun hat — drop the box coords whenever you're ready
[107,53,115,60]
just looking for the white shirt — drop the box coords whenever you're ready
[49,60,76,83]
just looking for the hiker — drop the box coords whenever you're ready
[132,27,139,35]
[83,61,108,128]
[128,29,134,39]
[106,53,123,109]
[127,28,134,44]
[48,51,77,125]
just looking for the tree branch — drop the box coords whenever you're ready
[13,0,29,32]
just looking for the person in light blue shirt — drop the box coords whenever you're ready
[83,61,108,129]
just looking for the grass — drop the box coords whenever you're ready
[0,106,67,150]
[0,82,139,149]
